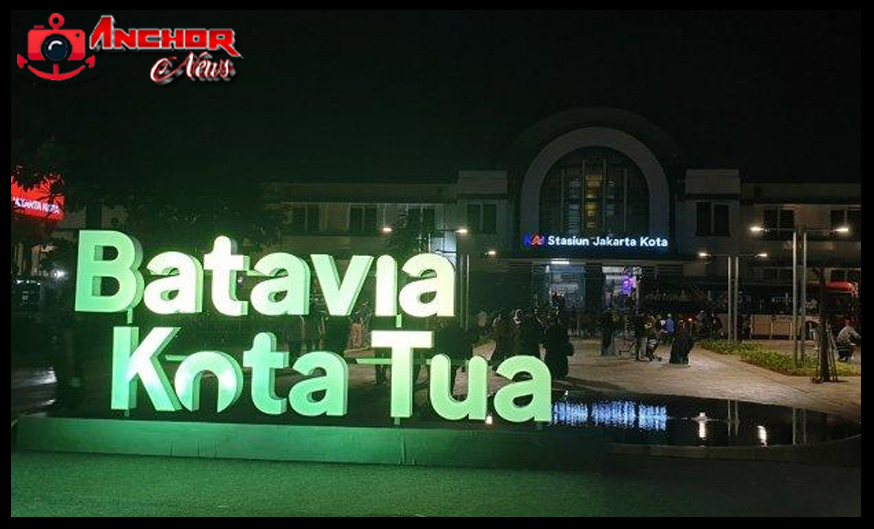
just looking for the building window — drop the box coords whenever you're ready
[696,202,712,236]
[831,269,862,284]
[763,268,793,282]
[349,205,378,234]
[695,202,730,237]
[539,147,648,236]
[831,208,861,240]
[713,204,730,236]
[405,206,435,232]
[289,205,320,234]
[762,208,795,240]
[467,203,497,234]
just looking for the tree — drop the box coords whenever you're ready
[120,178,282,258]
[383,210,431,262]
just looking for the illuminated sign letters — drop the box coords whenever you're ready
[76,231,551,423]
[523,233,669,250]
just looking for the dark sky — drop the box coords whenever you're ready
[11,10,861,185]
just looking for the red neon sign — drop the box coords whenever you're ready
[11,176,65,221]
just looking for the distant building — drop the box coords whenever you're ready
[19,107,859,320]
[262,107,861,315]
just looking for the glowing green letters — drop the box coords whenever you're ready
[80,230,553,423]
[76,230,144,313]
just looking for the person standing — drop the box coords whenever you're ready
[663,314,676,343]
[836,320,861,362]
[287,314,304,357]
[521,312,543,358]
[434,318,472,394]
[601,309,617,356]
[370,315,394,385]
[543,314,570,379]
[633,311,646,361]
[303,310,324,352]
[324,316,350,358]
[491,310,513,367]
[670,321,694,365]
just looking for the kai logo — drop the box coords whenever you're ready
[16,13,96,81]
[523,233,545,248]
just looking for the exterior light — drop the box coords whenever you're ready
[698,252,710,259]
[381,226,393,234]
[757,425,769,447]
[51,269,68,280]
[749,225,765,233]
[696,412,708,441]
[550,259,570,266]
[755,252,768,259]
[485,249,497,257]
[834,226,851,234]
[485,414,494,427]
[455,227,469,235]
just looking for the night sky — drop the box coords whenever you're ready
[10,10,861,186]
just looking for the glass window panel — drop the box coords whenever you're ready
[363,206,377,233]
[349,207,363,233]
[847,210,861,239]
[468,204,481,233]
[291,206,306,233]
[696,202,712,236]
[306,205,320,233]
[779,209,795,230]
[713,204,730,236]
[482,204,497,234]
[422,208,435,232]
[763,209,778,230]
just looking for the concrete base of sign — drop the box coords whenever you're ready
[15,416,607,470]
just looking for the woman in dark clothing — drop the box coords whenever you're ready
[670,322,694,365]
[491,310,514,365]
[601,310,616,356]
[543,316,570,379]
[521,313,543,358]
[512,310,542,358]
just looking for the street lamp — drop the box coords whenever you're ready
[749,224,851,371]
[698,251,768,342]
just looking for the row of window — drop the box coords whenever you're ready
[760,268,861,284]
[285,203,498,235]
[695,204,861,240]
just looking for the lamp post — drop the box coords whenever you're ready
[750,224,851,370]
[698,251,768,342]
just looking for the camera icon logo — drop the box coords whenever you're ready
[17,13,96,81]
